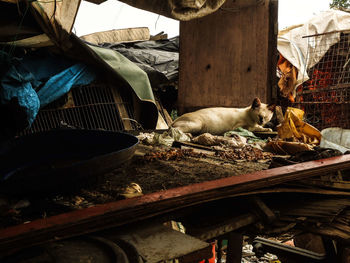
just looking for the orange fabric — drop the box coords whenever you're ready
[199,243,216,263]
[277,55,298,102]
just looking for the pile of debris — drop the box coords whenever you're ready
[216,146,273,162]
[143,148,206,161]
[138,126,273,162]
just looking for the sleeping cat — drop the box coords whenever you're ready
[171,98,275,135]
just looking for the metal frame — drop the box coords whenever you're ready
[294,30,350,130]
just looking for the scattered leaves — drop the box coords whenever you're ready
[143,148,206,161]
[216,146,273,162]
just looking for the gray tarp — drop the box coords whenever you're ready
[100,37,179,89]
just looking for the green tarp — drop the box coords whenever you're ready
[86,43,159,129]
[87,44,156,105]
[64,34,159,129]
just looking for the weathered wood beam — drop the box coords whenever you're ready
[189,213,258,241]
[249,196,276,223]
[1,154,350,255]
[226,232,243,263]
[80,27,150,45]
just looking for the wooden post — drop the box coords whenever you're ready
[179,0,275,114]
[110,86,133,130]
[226,232,243,263]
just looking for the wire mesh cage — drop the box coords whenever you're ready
[20,82,139,135]
[294,31,350,130]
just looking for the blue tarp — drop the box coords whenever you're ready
[0,51,96,126]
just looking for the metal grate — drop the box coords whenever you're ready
[294,31,350,130]
[20,83,137,135]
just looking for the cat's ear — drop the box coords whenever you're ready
[267,103,276,112]
[251,97,261,109]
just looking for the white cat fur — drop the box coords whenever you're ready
[171,98,275,135]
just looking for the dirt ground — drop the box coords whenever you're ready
[81,144,270,200]
[0,143,271,228]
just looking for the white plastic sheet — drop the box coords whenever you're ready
[278,10,350,90]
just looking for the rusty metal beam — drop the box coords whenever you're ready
[1,154,350,255]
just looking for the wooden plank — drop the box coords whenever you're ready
[0,0,17,3]
[162,108,173,126]
[1,154,350,254]
[309,227,350,240]
[249,196,276,223]
[1,34,54,48]
[106,223,212,263]
[173,141,216,152]
[230,187,350,197]
[155,99,170,128]
[80,27,150,45]
[332,223,350,234]
[110,86,133,130]
[281,198,350,219]
[155,99,173,126]
[226,232,243,263]
[189,213,257,241]
[178,0,274,113]
[268,0,279,102]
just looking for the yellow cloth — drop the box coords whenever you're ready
[277,107,321,145]
[266,107,321,155]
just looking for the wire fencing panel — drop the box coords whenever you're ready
[294,31,350,130]
[20,83,138,135]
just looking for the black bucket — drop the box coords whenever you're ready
[0,129,139,196]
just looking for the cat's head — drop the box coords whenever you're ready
[250,97,275,126]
